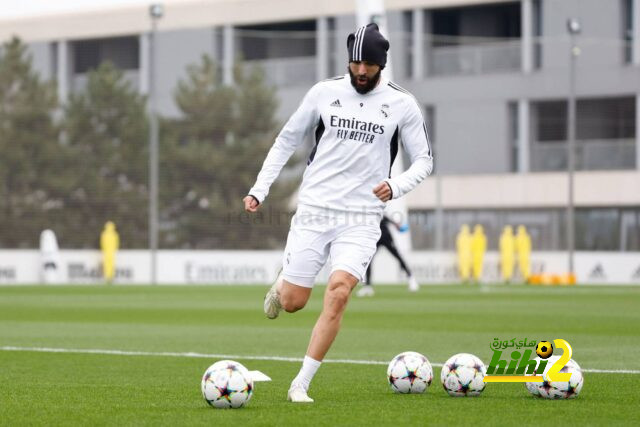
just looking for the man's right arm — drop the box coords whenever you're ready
[247,85,320,205]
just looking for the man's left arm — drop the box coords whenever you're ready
[384,100,433,199]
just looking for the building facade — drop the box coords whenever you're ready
[3,0,640,252]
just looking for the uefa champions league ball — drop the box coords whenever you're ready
[440,353,487,397]
[387,351,433,393]
[525,356,584,399]
[201,360,253,408]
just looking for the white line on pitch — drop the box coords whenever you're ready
[0,346,390,365]
[1,346,638,374]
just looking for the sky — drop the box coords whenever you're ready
[0,0,187,20]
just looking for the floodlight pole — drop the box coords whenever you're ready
[566,18,580,275]
[149,4,163,285]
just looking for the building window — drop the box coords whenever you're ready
[530,97,636,171]
[73,36,139,74]
[409,209,564,251]
[236,20,316,61]
[403,10,413,78]
[623,0,634,63]
[508,101,518,172]
[409,210,437,250]
[576,208,640,251]
[533,0,543,68]
[577,97,635,140]
[621,209,640,250]
[534,100,567,142]
[575,209,619,251]
[431,3,521,42]
[428,2,521,76]
[409,207,640,251]
[235,20,317,87]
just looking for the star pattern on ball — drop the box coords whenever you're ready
[216,383,232,402]
[565,384,577,398]
[406,369,418,385]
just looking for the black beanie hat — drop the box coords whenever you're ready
[347,23,389,68]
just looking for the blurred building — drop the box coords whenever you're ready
[3,0,639,252]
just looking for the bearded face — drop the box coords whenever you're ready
[348,62,382,94]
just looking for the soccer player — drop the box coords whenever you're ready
[471,224,487,282]
[243,23,433,403]
[356,215,418,297]
[100,221,119,283]
[516,225,532,281]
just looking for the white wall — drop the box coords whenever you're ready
[406,171,640,209]
[1,249,638,285]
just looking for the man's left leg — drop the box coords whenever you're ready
[288,270,358,402]
[307,270,358,360]
[288,218,379,403]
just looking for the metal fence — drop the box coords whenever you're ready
[530,139,636,171]
[429,38,522,76]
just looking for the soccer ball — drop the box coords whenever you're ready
[387,351,433,393]
[440,353,487,397]
[536,341,554,359]
[201,360,253,408]
[525,356,584,399]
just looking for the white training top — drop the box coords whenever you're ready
[248,74,433,214]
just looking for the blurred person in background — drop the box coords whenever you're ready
[243,23,433,403]
[471,224,487,283]
[516,225,532,282]
[456,224,472,283]
[499,225,515,282]
[100,221,119,283]
[356,214,418,297]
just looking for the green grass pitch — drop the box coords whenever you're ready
[1,284,639,426]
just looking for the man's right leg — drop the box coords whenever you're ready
[264,207,330,319]
[264,273,312,319]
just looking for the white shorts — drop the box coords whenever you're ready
[281,204,382,288]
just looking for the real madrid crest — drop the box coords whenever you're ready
[380,104,390,118]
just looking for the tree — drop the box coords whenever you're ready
[63,62,149,248]
[0,37,66,248]
[161,56,298,249]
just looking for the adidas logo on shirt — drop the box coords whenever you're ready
[330,99,342,107]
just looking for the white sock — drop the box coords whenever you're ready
[291,355,322,391]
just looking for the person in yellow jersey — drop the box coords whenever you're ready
[516,225,532,282]
[100,221,120,283]
[456,224,472,282]
[471,224,487,282]
[499,225,515,282]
